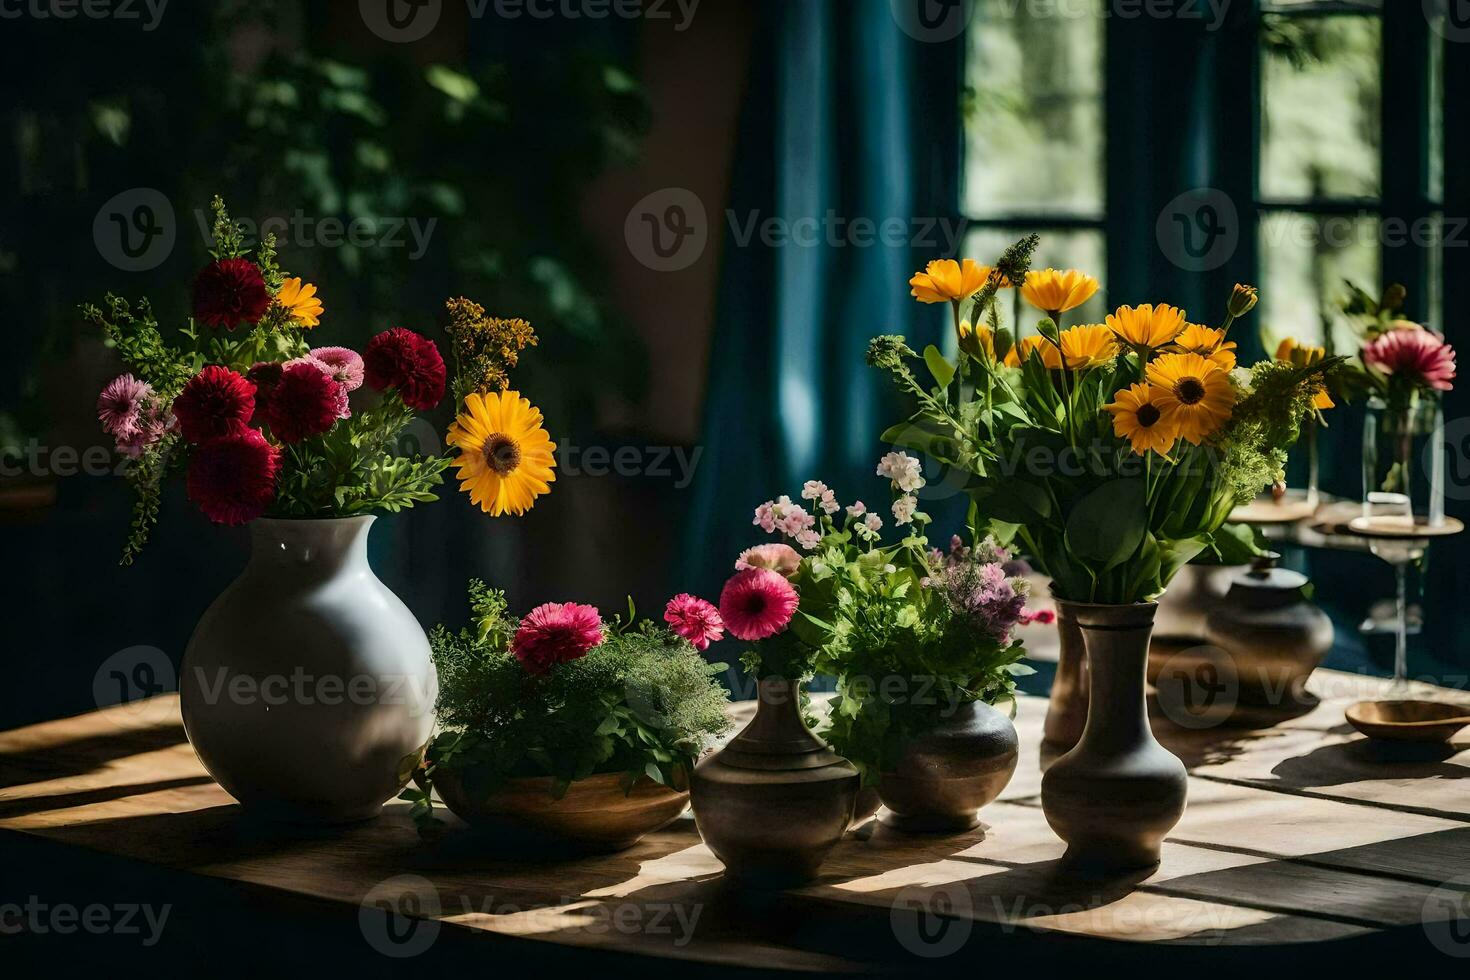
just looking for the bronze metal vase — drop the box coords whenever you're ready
[1041,600,1187,874]
[689,677,859,888]
[877,699,1018,833]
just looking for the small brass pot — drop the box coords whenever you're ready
[435,770,689,852]
[877,700,1018,833]
[690,677,859,889]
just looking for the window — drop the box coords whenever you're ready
[1255,1,1444,354]
[961,0,1108,327]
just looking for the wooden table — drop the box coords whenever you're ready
[3,669,1469,972]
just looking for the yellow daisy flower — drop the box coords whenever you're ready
[446,390,557,516]
[1145,352,1235,445]
[276,278,323,328]
[1173,323,1237,371]
[908,258,993,304]
[1020,268,1099,316]
[1059,323,1118,369]
[957,319,994,360]
[1004,334,1060,370]
[1105,383,1180,456]
[1274,338,1334,410]
[1107,303,1187,351]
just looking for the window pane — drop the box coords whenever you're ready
[1260,14,1382,200]
[1257,211,1380,354]
[963,227,1108,330]
[963,0,1104,218]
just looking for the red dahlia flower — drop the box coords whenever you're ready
[172,366,256,444]
[511,602,605,675]
[263,361,348,443]
[186,427,281,525]
[192,259,272,330]
[364,327,446,411]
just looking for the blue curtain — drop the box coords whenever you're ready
[681,0,947,601]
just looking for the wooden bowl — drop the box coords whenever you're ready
[1345,700,1470,744]
[434,770,689,852]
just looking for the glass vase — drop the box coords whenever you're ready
[1360,394,1445,531]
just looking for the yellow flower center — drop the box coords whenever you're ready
[484,433,522,476]
[1136,403,1162,427]
[1174,377,1207,405]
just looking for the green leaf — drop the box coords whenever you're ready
[1064,478,1146,571]
[923,344,955,390]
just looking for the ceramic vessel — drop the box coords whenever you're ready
[877,700,1018,833]
[181,517,437,824]
[1200,554,1333,707]
[435,771,689,851]
[1042,600,1187,874]
[1152,562,1244,642]
[1042,603,1088,755]
[689,677,859,888]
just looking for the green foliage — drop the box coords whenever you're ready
[417,581,730,833]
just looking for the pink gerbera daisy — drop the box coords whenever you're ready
[1363,329,1457,392]
[97,374,152,438]
[735,542,803,579]
[718,568,799,642]
[663,594,725,651]
[511,602,605,675]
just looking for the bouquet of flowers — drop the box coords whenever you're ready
[867,235,1336,605]
[87,199,560,564]
[404,581,730,829]
[731,458,1039,782]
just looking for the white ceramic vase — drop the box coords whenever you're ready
[180,516,437,824]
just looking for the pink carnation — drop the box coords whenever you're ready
[735,543,802,578]
[1363,329,1456,392]
[663,594,724,651]
[718,568,799,642]
[309,346,366,392]
[511,602,605,675]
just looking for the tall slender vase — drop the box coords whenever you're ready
[690,677,859,888]
[1041,600,1187,873]
[181,517,438,824]
[1042,605,1088,756]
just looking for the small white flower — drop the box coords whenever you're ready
[819,489,841,514]
[863,513,883,532]
[892,494,918,525]
[877,451,925,493]
[801,480,828,501]
[846,500,867,517]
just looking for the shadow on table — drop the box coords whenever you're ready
[0,724,189,789]
[1268,738,1468,788]
[0,775,216,818]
